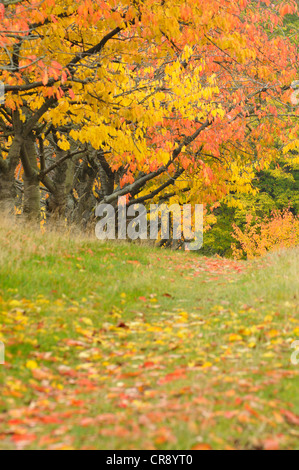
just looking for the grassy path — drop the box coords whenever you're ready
[0,223,298,449]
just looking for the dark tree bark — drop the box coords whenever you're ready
[46,141,78,220]
[0,133,22,214]
[73,152,99,226]
[21,136,40,220]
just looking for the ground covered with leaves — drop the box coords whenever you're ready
[0,223,298,450]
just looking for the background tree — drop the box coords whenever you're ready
[0,0,297,225]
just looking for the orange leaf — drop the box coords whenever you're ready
[191,443,212,450]
[42,70,48,86]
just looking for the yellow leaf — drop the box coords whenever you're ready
[202,362,213,368]
[57,139,70,151]
[9,300,22,308]
[26,360,38,370]
[229,334,242,342]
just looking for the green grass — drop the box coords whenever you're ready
[0,220,298,450]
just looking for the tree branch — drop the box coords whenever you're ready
[39,148,86,177]
[66,26,123,75]
[23,96,56,136]
[102,119,211,205]
[128,169,185,206]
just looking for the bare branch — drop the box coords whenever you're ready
[128,169,185,206]
[39,148,87,177]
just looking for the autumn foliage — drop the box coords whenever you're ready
[0,0,298,223]
[232,209,299,259]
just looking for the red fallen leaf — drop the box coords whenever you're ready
[119,371,141,378]
[64,339,87,347]
[80,417,96,427]
[32,368,51,380]
[224,411,236,419]
[163,293,172,298]
[11,433,37,445]
[244,403,260,418]
[70,399,85,407]
[118,402,128,409]
[154,427,177,445]
[158,369,186,385]
[117,322,129,329]
[139,296,147,302]
[60,411,76,419]
[31,384,49,393]
[191,443,212,450]
[119,393,130,400]
[8,419,24,426]
[127,260,140,265]
[264,438,280,450]
[280,409,299,426]
[40,416,62,424]
[142,361,156,368]
[77,379,97,388]
[38,435,60,447]
[95,413,118,423]
[57,366,77,377]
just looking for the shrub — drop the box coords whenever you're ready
[231,209,299,259]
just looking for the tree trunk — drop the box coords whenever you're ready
[21,137,40,220]
[73,159,98,226]
[47,145,77,221]
[0,175,16,213]
[0,135,22,214]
